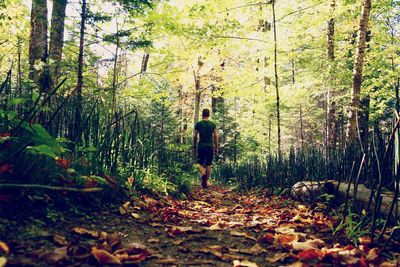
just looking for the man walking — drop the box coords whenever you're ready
[193,109,218,188]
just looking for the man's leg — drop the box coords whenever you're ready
[198,164,205,176]
[203,165,211,187]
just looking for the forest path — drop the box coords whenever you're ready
[1,184,389,266]
[121,184,381,266]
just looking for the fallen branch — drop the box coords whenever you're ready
[0,184,102,193]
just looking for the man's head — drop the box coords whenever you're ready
[202,108,210,119]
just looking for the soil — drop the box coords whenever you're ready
[0,184,398,266]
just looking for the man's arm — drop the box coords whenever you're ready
[213,128,218,155]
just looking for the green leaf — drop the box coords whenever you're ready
[27,144,58,158]
[9,97,28,105]
[22,124,62,154]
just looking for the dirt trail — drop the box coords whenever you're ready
[0,184,395,266]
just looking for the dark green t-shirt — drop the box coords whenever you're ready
[195,120,216,148]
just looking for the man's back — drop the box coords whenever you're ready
[195,120,216,148]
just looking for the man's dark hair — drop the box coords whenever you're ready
[202,109,210,118]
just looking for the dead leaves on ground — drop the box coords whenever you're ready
[136,185,395,266]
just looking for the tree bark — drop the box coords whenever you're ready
[346,0,372,142]
[28,0,48,91]
[272,0,281,159]
[193,57,203,124]
[74,0,87,144]
[326,0,336,150]
[49,0,67,86]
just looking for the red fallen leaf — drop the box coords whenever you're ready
[56,158,71,170]
[260,233,275,244]
[71,226,99,238]
[360,256,368,267]
[277,234,297,245]
[298,249,325,261]
[91,247,121,265]
[0,164,11,175]
[0,241,9,254]
[0,133,10,137]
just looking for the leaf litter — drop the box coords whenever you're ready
[1,185,398,266]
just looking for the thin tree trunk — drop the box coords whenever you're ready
[326,0,337,150]
[28,0,48,93]
[272,0,281,158]
[300,105,304,151]
[74,0,87,145]
[346,0,372,142]
[193,57,203,124]
[111,19,120,115]
[49,0,67,86]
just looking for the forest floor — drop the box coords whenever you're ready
[0,184,398,267]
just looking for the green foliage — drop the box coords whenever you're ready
[333,208,371,244]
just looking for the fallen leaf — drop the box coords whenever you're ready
[297,249,325,261]
[166,225,203,236]
[154,257,177,264]
[366,247,379,261]
[91,247,121,265]
[122,201,131,210]
[283,262,304,267]
[71,226,99,238]
[277,234,297,246]
[230,231,257,241]
[266,252,290,263]
[260,233,275,244]
[208,222,225,230]
[147,238,160,243]
[0,257,6,267]
[106,232,122,251]
[0,241,9,254]
[172,239,185,245]
[358,236,371,245]
[53,235,68,246]
[379,261,398,267]
[131,213,141,219]
[45,246,69,264]
[292,239,324,251]
[233,259,259,267]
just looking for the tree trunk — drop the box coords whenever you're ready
[49,0,67,86]
[346,0,372,142]
[28,0,48,91]
[111,19,120,115]
[326,0,337,150]
[193,57,203,124]
[272,0,281,158]
[74,0,87,145]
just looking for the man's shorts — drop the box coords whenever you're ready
[198,146,213,166]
